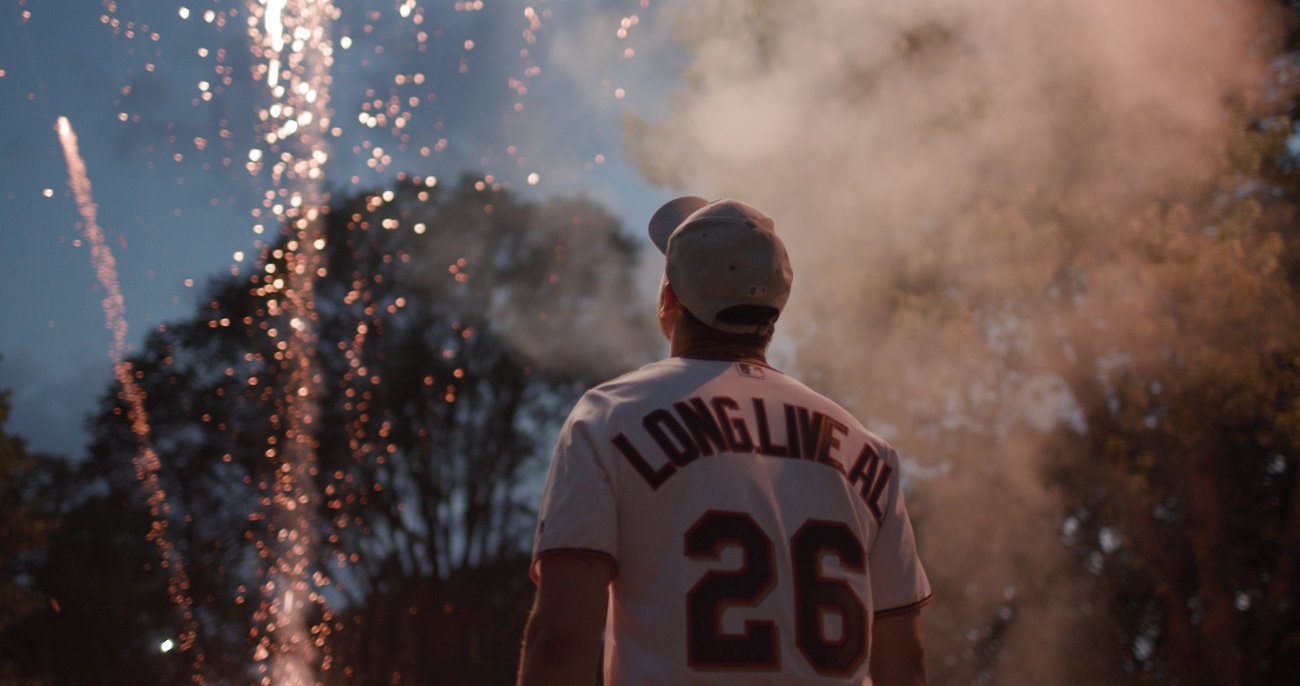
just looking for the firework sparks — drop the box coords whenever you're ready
[56,115,208,683]
[42,1,652,680]
[246,1,337,682]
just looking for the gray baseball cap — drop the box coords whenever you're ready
[648,196,793,334]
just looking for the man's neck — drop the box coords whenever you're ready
[671,337,768,366]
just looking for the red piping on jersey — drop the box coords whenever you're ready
[873,593,934,618]
[530,548,619,585]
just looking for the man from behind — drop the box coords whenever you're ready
[518,197,932,685]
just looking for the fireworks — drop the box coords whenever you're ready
[38,1,659,682]
[246,1,337,682]
[57,115,209,682]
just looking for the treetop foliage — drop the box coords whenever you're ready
[3,177,655,684]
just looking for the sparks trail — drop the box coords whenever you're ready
[246,1,338,682]
[56,116,209,684]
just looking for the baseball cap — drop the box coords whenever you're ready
[648,196,793,334]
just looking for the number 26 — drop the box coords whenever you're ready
[684,510,868,675]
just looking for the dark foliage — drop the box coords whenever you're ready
[7,177,652,684]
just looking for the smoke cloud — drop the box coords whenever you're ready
[616,0,1276,681]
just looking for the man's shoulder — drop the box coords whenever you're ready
[565,359,683,418]
[571,357,754,420]
[574,359,895,447]
[770,374,899,454]
[585,357,710,397]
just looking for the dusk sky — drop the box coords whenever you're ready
[0,0,681,457]
[5,4,1295,683]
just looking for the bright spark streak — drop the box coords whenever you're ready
[247,1,338,681]
[56,116,208,683]
[266,0,287,86]
[266,0,287,51]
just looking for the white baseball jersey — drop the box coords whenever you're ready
[533,357,932,685]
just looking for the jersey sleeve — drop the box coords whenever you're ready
[530,392,619,581]
[868,445,933,616]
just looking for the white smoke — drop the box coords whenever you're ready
[597,0,1276,681]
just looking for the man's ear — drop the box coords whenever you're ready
[658,280,687,318]
[657,278,678,315]
[657,278,682,341]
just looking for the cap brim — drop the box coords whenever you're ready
[648,196,709,254]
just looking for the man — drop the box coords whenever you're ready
[517,197,932,685]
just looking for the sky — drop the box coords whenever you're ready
[5,3,1291,679]
[0,0,683,457]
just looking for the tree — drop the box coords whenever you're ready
[0,384,63,685]
[67,176,653,684]
[0,381,179,686]
[1048,97,1300,686]
[5,481,189,685]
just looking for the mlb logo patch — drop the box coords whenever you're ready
[736,362,766,379]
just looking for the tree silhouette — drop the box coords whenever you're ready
[0,381,69,685]
[28,176,653,684]
[1047,112,1300,686]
